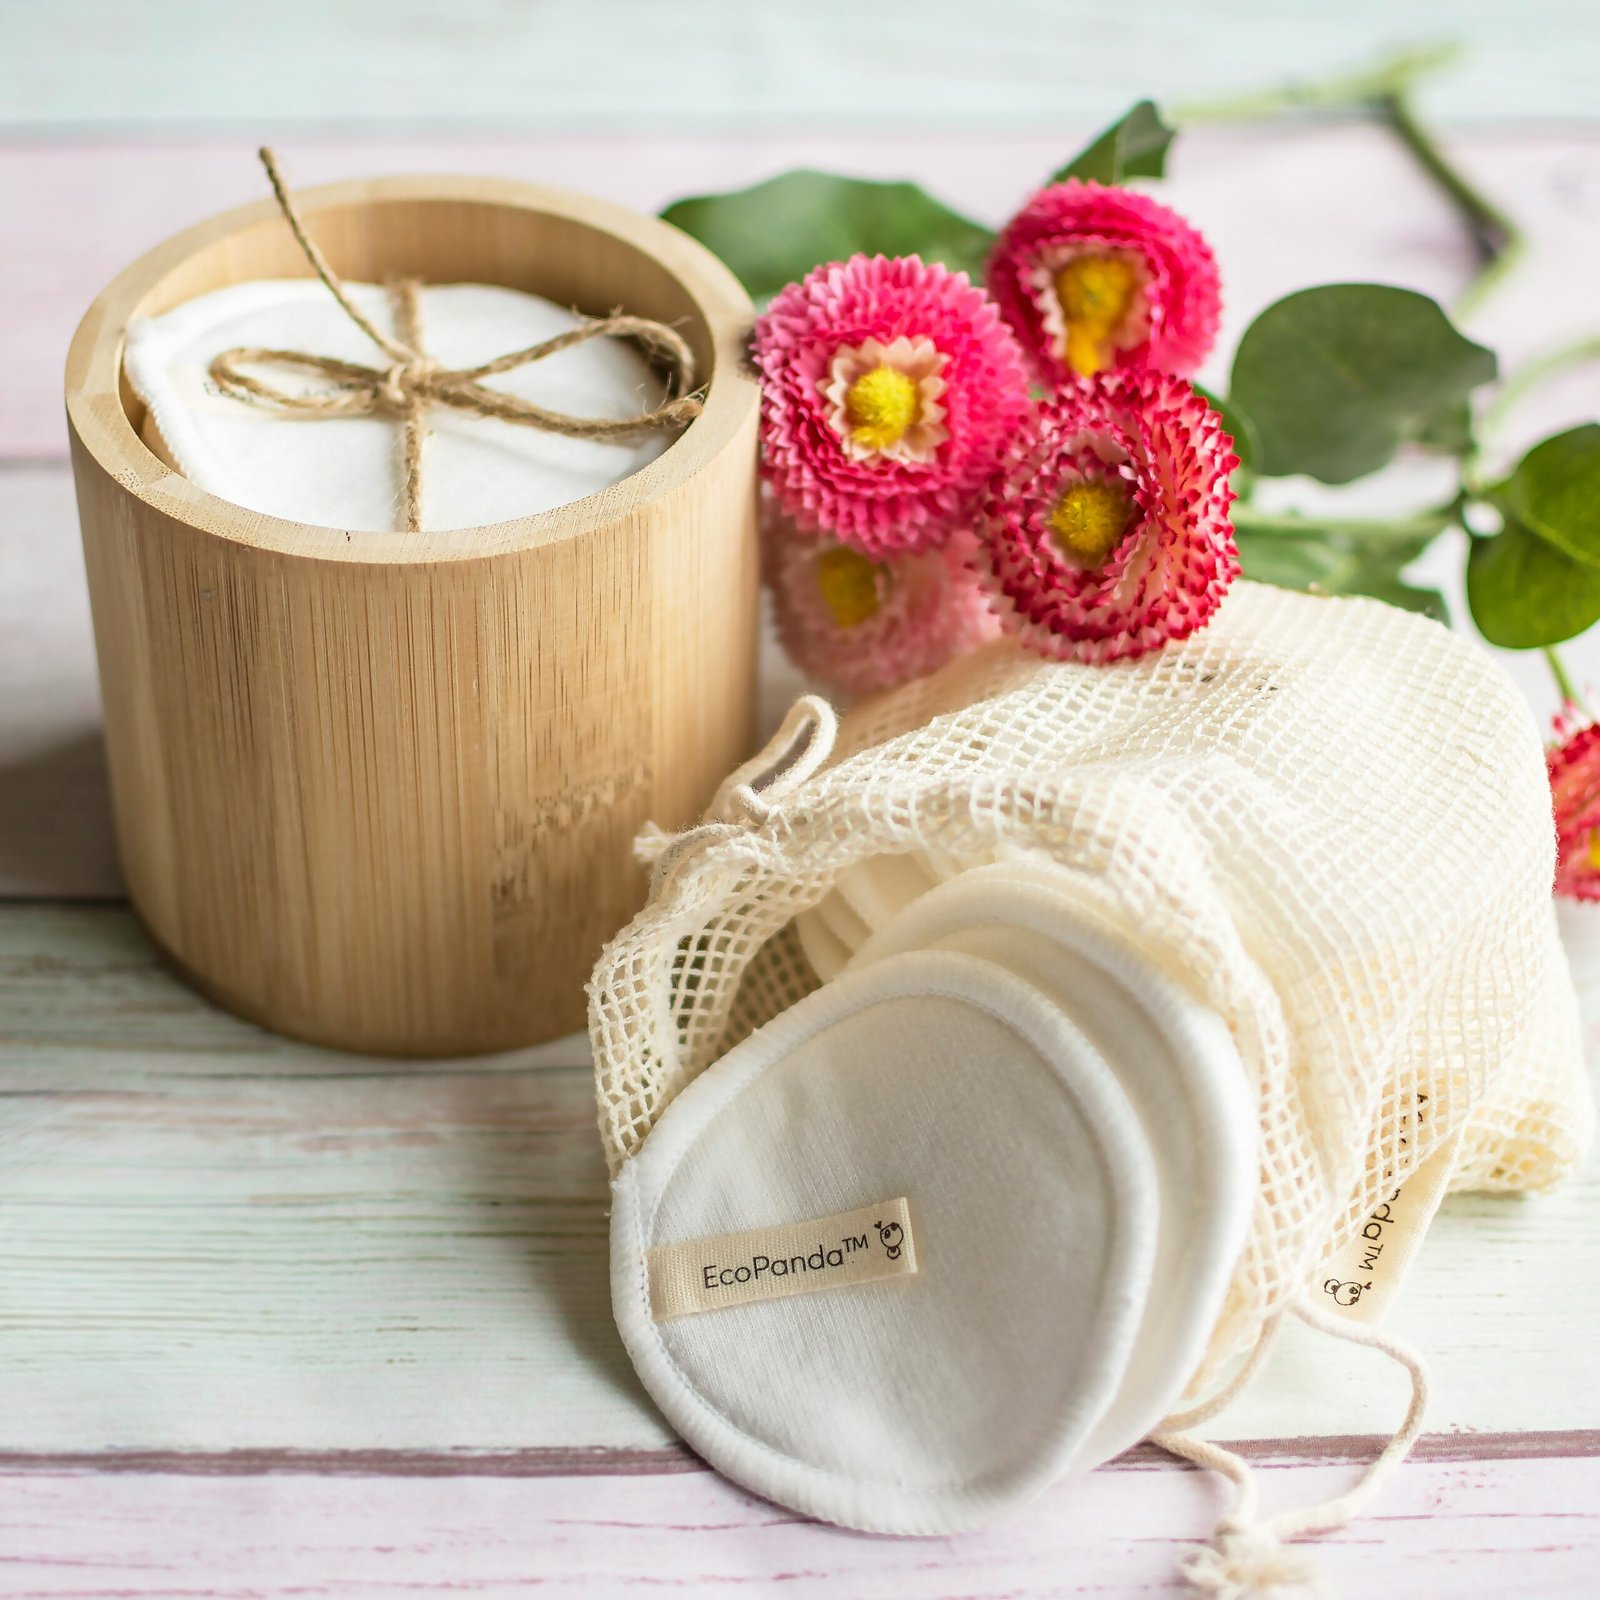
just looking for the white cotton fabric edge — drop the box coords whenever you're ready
[846,861,1258,1458]
[593,580,1592,1472]
[610,947,1162,1536]
[123,279,672,533]
[793,904,851,983]
[832,851,941,930]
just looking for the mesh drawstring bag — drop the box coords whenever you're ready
[590,581,1593,1581]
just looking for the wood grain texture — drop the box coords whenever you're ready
[64,176,761,1054]
[2,902,1598,1458]
[0,469,119,899]
[2,1449,1599,1598]
[7,126,1600,463]
[4,108,1600,1594]
[0,466,798,903]
[5,0,1598,129]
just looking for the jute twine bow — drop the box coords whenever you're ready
[209,148,704,532]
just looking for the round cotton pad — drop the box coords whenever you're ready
[832,851,943,929]
[793,850,949,980]
[123,280,671,533]
[814,888,872,956]
[848,863,1256,1462]
[793,902,852,982]
[611,948,1161,1535]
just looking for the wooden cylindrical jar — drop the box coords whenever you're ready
[65,175,760,1055]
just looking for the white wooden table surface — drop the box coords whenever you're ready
[4,7,1600,1592]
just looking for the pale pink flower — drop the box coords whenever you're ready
[765,511,1001,697]
[975,371,1239,664]
[988,181,1221,387]
[751,254,1032,558]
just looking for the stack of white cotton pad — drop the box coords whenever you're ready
[123,281,672,533]
[793,848,966,980]
[611,856,1255,1534]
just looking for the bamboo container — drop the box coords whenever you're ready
[65,175,760,1055]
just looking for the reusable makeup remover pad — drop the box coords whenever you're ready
[847,860,1257,1464]
[124,281,671,532]
[611,947,1161,1534]
[596,585,1592,1571]
[795,850,955,980]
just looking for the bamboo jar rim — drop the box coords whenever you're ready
[65,173,758,564]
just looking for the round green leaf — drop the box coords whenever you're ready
[660,170,995,303]
[1490,423,1600,568]
[1230,285,1497,483]
[1049,101,1175,187]
[1466,516,1600,648]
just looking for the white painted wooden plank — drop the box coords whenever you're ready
[6,0,1598,130]
[4,126,1597,462]
[4,125,1596,904]
[0,465,795,899]
[2,903,1597,1456]
[8,455,1598,902]
[1,1448,1597,1598]
[0,468,118,899]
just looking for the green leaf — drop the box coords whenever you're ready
[1345,564,1450,621]
[1412,398,1474,457]
[1050,101,1176,186]
[660,170,995,302]
[1467,515,1600,647]
[1489,423,1600,568]
[1468,427,1600,647]
[1229,285,1497,483]
[1235,521,1448,621]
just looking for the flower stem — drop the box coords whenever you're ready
[1545,645,1578,707]
[1171,43,1523,316]
[1376,91,1524,317]
[1171,42,1460,124]
[1462,333,1600,493]
[1231,503,1455,543]
[1479,334,1600,445]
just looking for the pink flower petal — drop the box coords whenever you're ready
[974,371,1240,664]
[751,254,1032,557]
[988,180,1222,388]
[1548,718,1600,900]
[765,506,1002,697]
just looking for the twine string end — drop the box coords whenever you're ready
[210,149,702,532]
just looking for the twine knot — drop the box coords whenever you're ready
[376,355,443,414]
[208,148,705,532]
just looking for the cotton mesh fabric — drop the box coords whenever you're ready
[590,581,1594,1391]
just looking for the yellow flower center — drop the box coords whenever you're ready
[1586,828,1600,872]
[1054,253,1139,377]
[815,545,885,628]
[1048,479,1133,567]
[844,365,921,452]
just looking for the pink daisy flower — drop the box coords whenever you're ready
[1547,714,1600,900]
[988,180,1221,387]
[765,510,1002,698]
[751,254,1032,558]
[975,371,1239,665]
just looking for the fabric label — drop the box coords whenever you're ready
[1316,1126,1466,1324]
[648,1197,917,1322]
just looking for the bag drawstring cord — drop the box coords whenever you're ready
[635,695,839,883]
[637,692,1435,1599]
[1154,1294,1430,1598]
